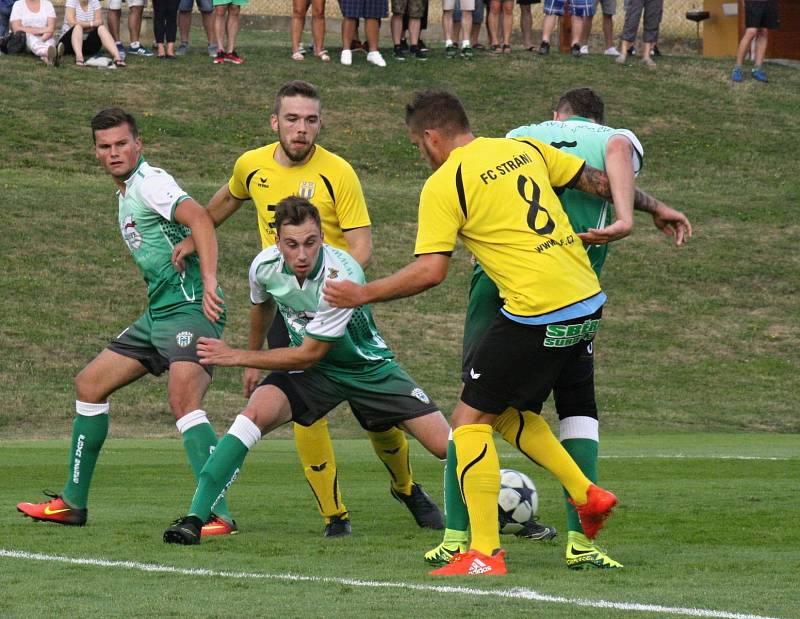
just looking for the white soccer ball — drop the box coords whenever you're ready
[498,468,538,534]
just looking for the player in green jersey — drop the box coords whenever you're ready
[163,196,450,545]
[17,107,237,537]
[425,87,693,570]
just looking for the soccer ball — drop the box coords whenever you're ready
[498,468,538,534]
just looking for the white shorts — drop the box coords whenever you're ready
[443,0,475,10]
[108,0,147,10]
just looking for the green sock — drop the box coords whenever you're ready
[182,422,234,522]
[61,405,109,509]
[188,433,249,523]
[443,438,469,532]
[561,437,599,533]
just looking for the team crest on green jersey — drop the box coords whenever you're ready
[411,387,430,404]
[298,181,315,199]
[327,267,339,279]
[175,331,194,348]
[543,319,601,347]
[120,215,142,251]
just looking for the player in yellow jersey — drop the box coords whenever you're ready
[172,81,443,538]
[325,90,627,575]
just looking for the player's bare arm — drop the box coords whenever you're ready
[174,199,224,323]
[342,226,373,269]
[578,136,635,246]
[323,253,450,309]
[242,300,277,397]
[197,334,333,370]
[172,184,244,271]
[574,165,693,248]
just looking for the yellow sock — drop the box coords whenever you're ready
[293,419,348,520]
[494,408,590,504]
[453,424,500,556]
[366,426,413,495]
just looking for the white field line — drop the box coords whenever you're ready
[0,548,783,619]
[500,454,793,461]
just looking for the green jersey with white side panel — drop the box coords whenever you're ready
[249,244,396,381]
[117,156,219,316]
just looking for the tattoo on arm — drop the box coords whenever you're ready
[633,187,659,214]
[575,165,612,200]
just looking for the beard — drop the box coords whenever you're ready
[279,136,314,163]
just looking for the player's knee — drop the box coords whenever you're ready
[75,368,104,402]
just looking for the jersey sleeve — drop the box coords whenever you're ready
[334,163,371,230]
[612,129,644,176]
[138,172,190,221]
[248,251,274,305]
[9,2,22,19]
[304,299,353,341]
[413,177,463,256]
[228,152,252,201]
[44,0,56,17]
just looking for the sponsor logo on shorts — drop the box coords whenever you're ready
[176,331,194,348]
[120,215,142,251]
[469,368,482,380]
[411,387,430,404]
[298,181,315,199]
[543,319,601,348]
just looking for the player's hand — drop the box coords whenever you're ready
[243,367,261,398]
[577,218,633,245]
[323,279,367,308]
[171,237,197,273]
[197,337,238,366]
[652,203,693,247]
[202,280,225,323]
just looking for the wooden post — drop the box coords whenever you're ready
[559,0,573,53]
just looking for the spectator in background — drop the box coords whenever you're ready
[153,0,181,58]
[438,0,472,59]
[177,0,217,56]
[59,0,126,65]
[615,0,661,67]
[731,0,779,82]
[9,0,59,65]
[518,0,540,51]
[390,0,424,60]
[339,0,386,66]
[107,0,154,59]
[400,0,427,52]
[291,0,329,61]
[582,0,619,55]
[539,0,594,56]
[211,0,245,64]
[453,0,486,49]
[487,0,513,53]
[1,0,14,38]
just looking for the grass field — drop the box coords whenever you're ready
[3,436,799,618]
[1,27,798,618]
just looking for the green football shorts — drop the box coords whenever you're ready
[260,363,439,432]
[108,304,225,376]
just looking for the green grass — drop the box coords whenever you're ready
[2,436,799,618]
[0,26,798,618]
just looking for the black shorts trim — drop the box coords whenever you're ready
[258,371,310,419]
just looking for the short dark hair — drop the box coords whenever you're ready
[274,196,322,235]
[91,107,139,143]
[555,88,605,124]
[405,90,471,135]
[273,80,321,115]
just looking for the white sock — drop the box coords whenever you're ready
[175,409,209,434]
[76,400,109,417]
[228,414,262,450]
[445,39,453,47]
[462,40,470,48]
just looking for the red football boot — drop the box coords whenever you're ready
[17,492,87,526]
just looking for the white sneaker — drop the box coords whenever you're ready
[366,50,386,67]
[340,49,352,65]
[579,45,589,55]
[604,46,620,56]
